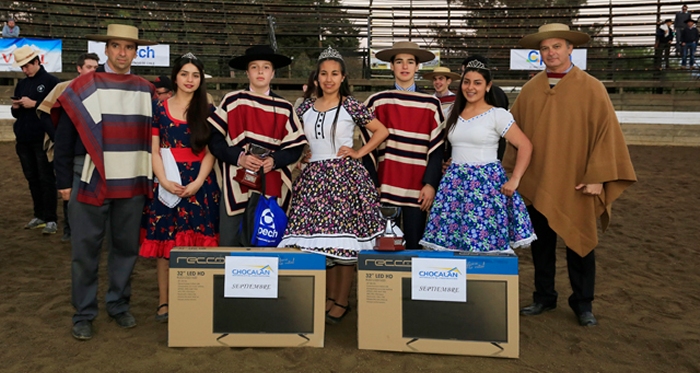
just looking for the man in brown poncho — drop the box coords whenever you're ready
[503,24,637,327]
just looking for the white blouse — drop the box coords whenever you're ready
[448,107,514,165]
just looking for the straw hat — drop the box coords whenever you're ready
[518,23,590,49]
[375,41,435,63]
[422,66,460,81]
[12,45,40,67]
[85,24,156,46]
[228,45,292,70]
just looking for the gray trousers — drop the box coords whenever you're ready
[219,208,243,247]
[69,160,145,324]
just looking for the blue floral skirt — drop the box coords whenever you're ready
[420,162,536,252]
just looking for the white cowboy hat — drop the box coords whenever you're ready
[422,66,461,81]
[375,41,435,63]
[85,24,156,46]
[519,23,590,50]
[12,45,40,67]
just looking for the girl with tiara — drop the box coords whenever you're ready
[140,53,220,322]
[420,55,536,252]
[279,47,389,324]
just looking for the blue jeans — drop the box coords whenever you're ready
[682,42,697,67]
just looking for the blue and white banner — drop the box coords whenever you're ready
[88,41,170,67]
[224,256,279,298]
[0,38,62,72]
[510,49,587,70]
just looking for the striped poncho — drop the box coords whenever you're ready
[57,72,154,206]
[208,90,307,215]
[363,90,445,207]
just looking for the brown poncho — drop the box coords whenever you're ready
[503,66,637,257]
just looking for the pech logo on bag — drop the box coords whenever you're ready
[257,208,279,240]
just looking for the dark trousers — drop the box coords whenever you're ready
[392,205,427,250]
[219,209,243,247]
[654,44,671,69]
[16,141,57,222]
[527,206,596,314]
[63,200,71,235]
[69,172,144,324]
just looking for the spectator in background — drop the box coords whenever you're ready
[11,45,60,234]
[2,18,20,38]
[681,18,699,69]
[422,66,460,117]
[153,75,173,102]
[675,5,691,56]
[36,52,100,242]
[655,19,674,69]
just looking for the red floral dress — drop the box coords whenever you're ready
[139,101,220,258]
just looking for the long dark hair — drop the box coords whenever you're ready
[445,55,497,136]
[302,70,317,99]
[170,54,210,154]
[314,56,352,150]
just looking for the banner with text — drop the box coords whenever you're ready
[411,257,467,302]
[0,38,62,72]
[224,256,279,298]
[370,48,441,70]
[510,49,587,70]
[88,41,170,67]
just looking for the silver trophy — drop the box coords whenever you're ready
[375,205,405,251]
[238,143,272,189]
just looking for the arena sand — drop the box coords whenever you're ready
[1,142,698,373]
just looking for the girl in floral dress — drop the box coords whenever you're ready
[279,47,389,324]
[140,54,219,321]
[420,55,536,252]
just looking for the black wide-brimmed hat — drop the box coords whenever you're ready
[228,45,292,70]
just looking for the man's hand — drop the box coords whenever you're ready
[575,183,603,196]
[59,188,71,201]
[442,158,452,174]
[239,153,263,172]
[261,157,275,173]
[17,97,36,108]
[417,184,436,211]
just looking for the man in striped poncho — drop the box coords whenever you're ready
[53,24,157,340]
[363,42,445,250]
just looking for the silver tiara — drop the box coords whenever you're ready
[465,59,488,70]
[181,52,198,60]
[318,46,343,61]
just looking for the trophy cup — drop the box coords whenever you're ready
[237,143,271,190]
[374,205,405,251]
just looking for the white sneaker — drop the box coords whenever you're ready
[24,217,46,229]
[42,222,58,235]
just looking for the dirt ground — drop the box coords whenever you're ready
[1,142,698,373]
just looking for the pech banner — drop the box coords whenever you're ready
[88,41,170,67]
[0,38,63,72]
[510,49,587,70]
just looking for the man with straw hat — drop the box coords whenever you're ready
[11,45,60,234]
[53,24,157,340]
[362,41,444,250]
[503,23,636,327]
[208,45,307,246]
[422,66,460,117]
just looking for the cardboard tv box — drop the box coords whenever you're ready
[169,247,326,347]
[357,250,519,358]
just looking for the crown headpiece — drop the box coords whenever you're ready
[180,52,198,60]
[465,59,488,70]
[318,46,343,61]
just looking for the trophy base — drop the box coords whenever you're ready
[234,169,261,190]
[374,236,405,252]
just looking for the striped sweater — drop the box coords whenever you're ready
[363,90,445,207]
[57,72,154,206]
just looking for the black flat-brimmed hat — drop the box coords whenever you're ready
[228,45,292,70]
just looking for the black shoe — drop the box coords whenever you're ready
[111,311,136,328]
[325,302,350,325]
[520,302,556,316]
[61,232,71,243]
[155,304,168,323]
[578,311,598,327]
[71,320,93,340]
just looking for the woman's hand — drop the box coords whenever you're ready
[500,177,520,197]
[160,179,185,196]
[178,179,203,198]
[337,145,360,159]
